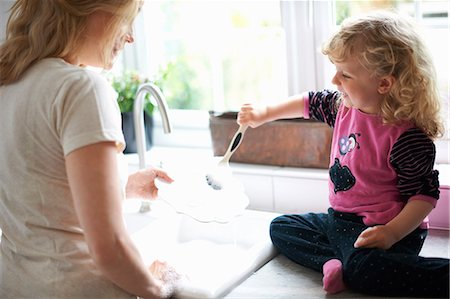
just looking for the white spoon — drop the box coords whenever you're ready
[206,124,248,190]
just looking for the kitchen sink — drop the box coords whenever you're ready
[123,201,278,299]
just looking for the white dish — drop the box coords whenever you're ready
[154,165,249,223]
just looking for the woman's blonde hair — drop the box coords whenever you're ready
[322,11,444,139]
[0,0,141,86]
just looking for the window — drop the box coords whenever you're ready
[120,0,288,112]
[120,1,448,111]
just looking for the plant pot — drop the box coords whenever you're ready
[209,111,332,168]
[121,112,153,154]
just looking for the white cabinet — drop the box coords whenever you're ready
[234,173,274,212]
[231,163,329,215]
[273,177,329,214]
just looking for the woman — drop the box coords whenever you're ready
[0,1,178,298]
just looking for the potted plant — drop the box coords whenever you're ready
[110,71,155,153]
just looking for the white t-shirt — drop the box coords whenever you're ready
[0,58,134,298]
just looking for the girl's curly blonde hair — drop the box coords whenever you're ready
[322,11,444,139]
[0,0,141,86]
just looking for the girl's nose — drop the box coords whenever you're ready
[331,72,339,86]
[125,32,134,43]
[124,26,135,43]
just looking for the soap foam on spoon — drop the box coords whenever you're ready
[205,162,234,190]
[206,124,248,190]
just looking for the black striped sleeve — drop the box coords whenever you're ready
[308,89,340,128]
[390,128,440,201]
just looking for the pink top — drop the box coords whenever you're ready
[303,92,437,227]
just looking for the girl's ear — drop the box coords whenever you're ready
[378,75,395,94]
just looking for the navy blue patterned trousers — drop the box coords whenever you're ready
[270,208,449,298]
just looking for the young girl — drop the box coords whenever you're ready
[238,11,449,298]
[0,1,178,298]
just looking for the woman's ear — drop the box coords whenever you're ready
[378,75,395,94]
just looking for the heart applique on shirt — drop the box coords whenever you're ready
[329,158,356,193]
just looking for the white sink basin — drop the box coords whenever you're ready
[123,202,278,299]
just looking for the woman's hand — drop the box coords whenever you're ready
[125,167,174,200]
[148,260,182,299]
[354,225,398,250]
[237,103,268,128]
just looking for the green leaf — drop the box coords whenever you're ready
[109,70,156,114]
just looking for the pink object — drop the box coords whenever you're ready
[429,187,450,230]
[323,259,346,294]
[329,106,437,227]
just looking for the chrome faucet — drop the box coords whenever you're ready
[133,82,172,169]
[133,83,172,213]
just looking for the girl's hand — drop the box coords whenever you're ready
[237,103,268,128]
[125,167,174,200]
[354,225,398,250]
[149,260,181,298]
